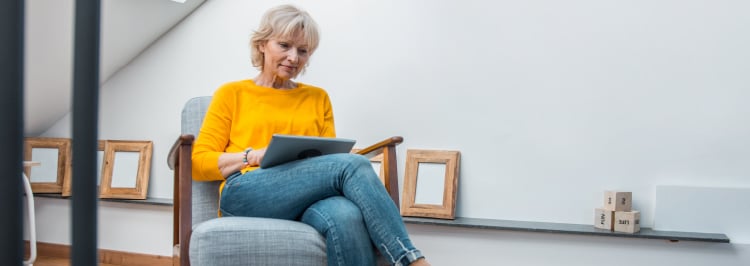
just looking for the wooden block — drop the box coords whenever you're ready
[594,208,615,231]
[603,191,632,211]
[614,211,641,233]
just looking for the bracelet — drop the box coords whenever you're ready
[242,147,253,166]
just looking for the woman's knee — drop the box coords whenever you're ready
[302,196,364,232]
[334,153,379,178]
[329,153,371,168]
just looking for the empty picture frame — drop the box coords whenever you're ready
[61,140,105,197]
[99,140,153,199]
[401,149,460,219]
[23,138,72,193]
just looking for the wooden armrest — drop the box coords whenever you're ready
[169,134,194,266]
[168,135,194,170]
[355,136,403,157]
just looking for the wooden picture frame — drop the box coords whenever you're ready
[401,149,460,219]
[99,140,153,199]
[62,140,105,197]
[23,138,72,193]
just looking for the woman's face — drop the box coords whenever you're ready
[260,31,310,81]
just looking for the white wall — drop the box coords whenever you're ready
[35,0,750,263]
[406,224,750,265]
[27,198,172,256]
[24,0,205,135]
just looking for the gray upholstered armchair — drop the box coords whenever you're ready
[168,96,403,266]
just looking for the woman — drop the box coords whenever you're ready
[192,5,430,266]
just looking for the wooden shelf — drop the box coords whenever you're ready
[403,216,730,243]
[33,193,173,206]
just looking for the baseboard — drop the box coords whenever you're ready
[25,241,172,266]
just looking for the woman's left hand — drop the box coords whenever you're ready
[245,148,267,167]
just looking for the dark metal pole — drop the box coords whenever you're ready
[72,0,101,265]
[0,0,25,265]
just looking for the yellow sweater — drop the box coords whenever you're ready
[192,79,336,185]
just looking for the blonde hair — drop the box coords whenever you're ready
[250,5,320,72]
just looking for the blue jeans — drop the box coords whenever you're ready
[219,153,423,266]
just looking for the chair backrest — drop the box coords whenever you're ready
[181,96,221,226]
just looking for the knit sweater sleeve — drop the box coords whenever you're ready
[320,92,336,137]
[191,85,234,181]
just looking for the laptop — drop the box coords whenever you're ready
[259,134,356,169]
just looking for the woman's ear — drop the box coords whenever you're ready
[258,40,266,54]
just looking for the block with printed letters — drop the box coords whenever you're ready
[614,211,641,233]
[603,191,632,211]
[594,208,615,231]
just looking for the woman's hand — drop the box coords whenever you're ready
[244,148,266,167]
[218,148,267,178]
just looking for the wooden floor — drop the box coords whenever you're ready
[29,256,119,266]
[25,242,172,266]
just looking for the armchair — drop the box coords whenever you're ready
[168,96,403,266]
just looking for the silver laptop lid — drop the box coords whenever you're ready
[259,134,356,168]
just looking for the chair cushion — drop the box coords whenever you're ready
[190,217,326,266]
